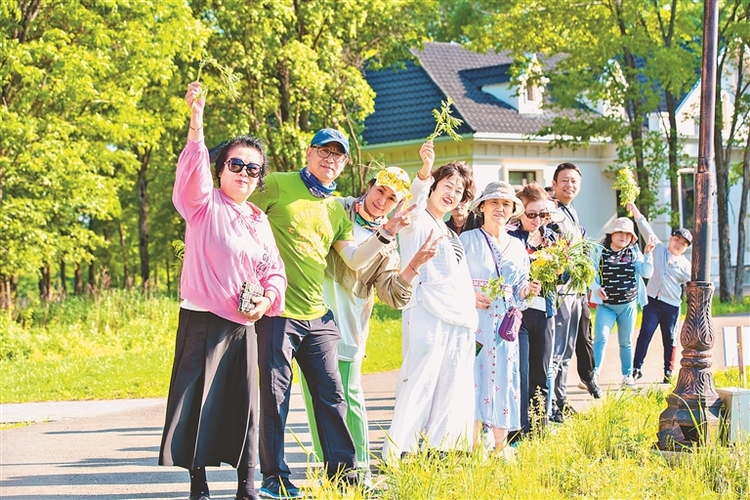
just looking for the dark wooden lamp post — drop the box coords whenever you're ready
[656,0,723,450]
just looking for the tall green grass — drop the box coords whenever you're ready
[1,290,177,403]
[0,291,404,403]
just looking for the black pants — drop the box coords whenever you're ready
[519,308,554,431]
[256,311,356,480]
[576,298,595,383]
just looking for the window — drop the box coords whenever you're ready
[680,170,695,229]
[507,170,537,188]
[526,84,538,102]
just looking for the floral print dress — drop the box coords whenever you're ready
[460,228,530,430]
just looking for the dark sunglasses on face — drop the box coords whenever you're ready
[225,158,262,178]
[314,146,348,163]
[524,211,550,220]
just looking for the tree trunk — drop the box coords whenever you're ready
[165,256,171,295]
[1,278,11,309]
[119,223,130,288]
[734,134,750,301]
[88,260,96,293]
[59,259,67,295]
[136,147,151,291]
[716,152,733,302]
[665,91,681,229]
[74,263,83,295]
[39,265,51,302]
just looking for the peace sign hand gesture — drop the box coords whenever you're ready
[406,229,444,277]
[382,199,418,236]
[643,235,657,255]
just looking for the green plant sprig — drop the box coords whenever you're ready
[195,56,240,101]
[427,96,463,142]
[613,168,640,215]
[481,275,505,301]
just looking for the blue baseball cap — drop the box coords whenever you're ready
[310,128,350,155]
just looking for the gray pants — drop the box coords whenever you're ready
[549,294,582,410]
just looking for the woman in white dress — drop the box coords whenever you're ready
[382,141,478,461]
[460,181,541,451]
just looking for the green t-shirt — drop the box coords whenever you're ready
[250,171,353,319]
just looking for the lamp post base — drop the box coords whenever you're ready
[657,281,722,450]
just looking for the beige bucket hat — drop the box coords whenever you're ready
[606,217,638,245]
[471,181,524,218]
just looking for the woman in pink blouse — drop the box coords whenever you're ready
[159,82,287,500]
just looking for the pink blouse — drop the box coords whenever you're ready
[173,139,286,324]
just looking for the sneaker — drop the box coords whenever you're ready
[549,409,564,424]
[621,375,636,388]
[662,371,673,384]
[259,477,301,499]
[632,368,643,380]
[583,378,601,399]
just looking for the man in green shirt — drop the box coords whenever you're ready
[250,129,407,499]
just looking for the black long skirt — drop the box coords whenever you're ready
[159,308,257,469]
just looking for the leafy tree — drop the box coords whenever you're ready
[188,0,436,196]
[714,0,750,302]
[1,2,123,304]
[459,0,703,220]
[0,1,203,305]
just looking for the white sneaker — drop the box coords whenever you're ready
[621,375,636,388]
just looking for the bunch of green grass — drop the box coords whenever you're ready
[0,289,178,403]
[371,389,750,499]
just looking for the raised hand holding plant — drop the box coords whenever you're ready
[427,96,464,142]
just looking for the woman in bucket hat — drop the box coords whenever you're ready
[460,181,542,453]
[589,216,655,388]
[298,166,440,484]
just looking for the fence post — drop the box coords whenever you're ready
[738,325,747,389]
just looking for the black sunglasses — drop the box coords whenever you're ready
[224,158,262,178]
[524,211,550,220]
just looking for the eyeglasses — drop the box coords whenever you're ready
[313,146,348,163]
[225,158,262,178]
[524,211,550,220]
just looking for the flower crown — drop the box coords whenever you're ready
[375,168,412,202]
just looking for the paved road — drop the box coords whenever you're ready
[1,315,747,499]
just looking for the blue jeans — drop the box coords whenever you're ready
[593,301,637,377]
[632,297,679,373]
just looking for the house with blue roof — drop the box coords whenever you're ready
[360,41,749,289]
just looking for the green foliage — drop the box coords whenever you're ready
[480,276,504,301]
[426,96,464,142]
[461,0,702,217]
[613,167,641,215]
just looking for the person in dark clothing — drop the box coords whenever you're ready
[507,182,565,435]
[446,200,483,235]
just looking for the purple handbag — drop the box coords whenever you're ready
[498,305,522,342]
